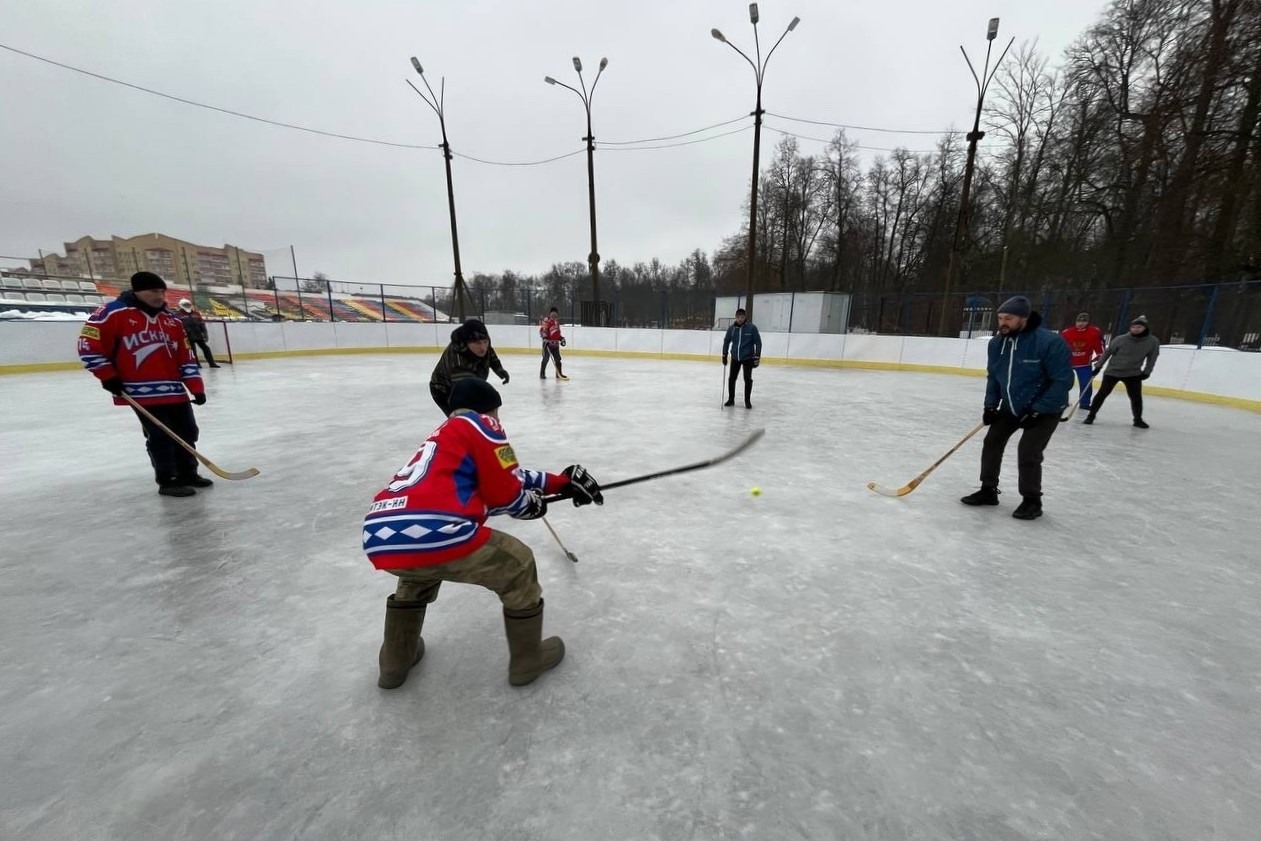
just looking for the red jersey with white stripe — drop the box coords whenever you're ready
[1059,324,1105,367]
[78,292,205,406]
[363,411,569,569]
[539,316,562,345]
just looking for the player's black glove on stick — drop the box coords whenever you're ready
[192,393,207,405]
[517,490,547,520]
[722,355,728,366]
[982,407,999,426]
[1141,371,1151,380]
[561,464,603,507]
[751,357,761,368]
[500,372,510,385]
[1018,412,1042,430]
[101,376,124,395]
[559,338,567,347]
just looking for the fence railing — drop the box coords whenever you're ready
[2,269,1258,350]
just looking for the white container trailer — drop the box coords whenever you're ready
[713,292,850,333]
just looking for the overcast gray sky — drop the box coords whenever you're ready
[0,0,1109,287]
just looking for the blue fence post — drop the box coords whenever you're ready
[1116,291,1131,336]
[660,290,668,329]
[1197,285,1219,348]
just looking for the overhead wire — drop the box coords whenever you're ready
[597,125,752,152]
[2,41,953,162]
[766,111,955,136]
[763,123,940,155]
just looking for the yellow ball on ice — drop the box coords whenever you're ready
[750,486,762,497]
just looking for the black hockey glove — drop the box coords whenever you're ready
[982,407,999,426]
[101,376,124,396]
[192,393,207,406]
[1092,363,1103,375]
[499,371,510,385]
[559,338,567,347]
[722,355,728,366]
[517,490,547,520]
[561,464,604,507]
[1018,412,1042,430]
[1140,371,1150,380]
[751,356,761,368]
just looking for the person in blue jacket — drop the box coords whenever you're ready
[961,296,1073,520]
[722,308,762,408]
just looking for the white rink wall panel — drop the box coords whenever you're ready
[2,321,1259,407]
[0,321,82,365]
[615,329,663,354]
[900,336,969,369]
[661,330,711,357]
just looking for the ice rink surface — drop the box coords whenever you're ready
[2,353,1259,841]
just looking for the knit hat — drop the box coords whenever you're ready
[1076,312,1089,321]
[996,296,1032,318]
[130,271,166,291]
[448,378,502,415]
[456,318,490,343]
[1130,314,1149,326]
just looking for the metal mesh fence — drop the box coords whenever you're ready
[2,267,1257,349]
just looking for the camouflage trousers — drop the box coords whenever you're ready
[386,528,542,611]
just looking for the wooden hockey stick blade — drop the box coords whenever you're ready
[121,394,260,481]
[866,423,984,498]
[542,428,766,503]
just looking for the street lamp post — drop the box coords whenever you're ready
[711,3,799,322]
[937,17,1014,336]
[408,56,469,322]
[545,56,608,326]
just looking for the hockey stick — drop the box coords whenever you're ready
[542,516,579,563]
[866,423,984,498]
[720,359,728,408]
[121,394,260,481]
[542,428,765,504]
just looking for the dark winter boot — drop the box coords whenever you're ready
[960,485,1000,506]
[178,474,214,488]
[158,484,196,497]
[1012,496,1043,520]
[540,361,548,379]
[723,398,734,407]
[503,599,564,687]
[1133,418,1149,429]
[378,595,427,689]
[1082,413,1096,425]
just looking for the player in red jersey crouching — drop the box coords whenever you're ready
[363,378,603,689]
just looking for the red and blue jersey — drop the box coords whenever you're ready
[539,316,563,345]
[1060,324,1105,367]
[78,292,204,406]
[363,411,568,569]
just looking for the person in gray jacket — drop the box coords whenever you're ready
[1084,315,1161,428]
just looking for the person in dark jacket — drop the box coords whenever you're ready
[721,308,762,408]
[1084,315,1160,429]
[429,318,510,415]
[961,296,1074,520]
[177,299,219,368]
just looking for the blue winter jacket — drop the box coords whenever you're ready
[985,312,1074,416]
[723,322,762,362]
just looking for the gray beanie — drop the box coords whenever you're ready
[996,296,1032,318]
[1130,314,1149,326]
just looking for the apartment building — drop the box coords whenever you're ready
[30,233,268,289]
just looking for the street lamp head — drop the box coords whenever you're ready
[572,56,583,72]
[409,56,423,75]
[544,76,558,85]
[599,57,608,70]
[787,16,801,32]
[748,3,759,24]
[711,28,726,42]
[987,17,1000,41]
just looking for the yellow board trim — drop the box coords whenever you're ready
[4,346,1258,412]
